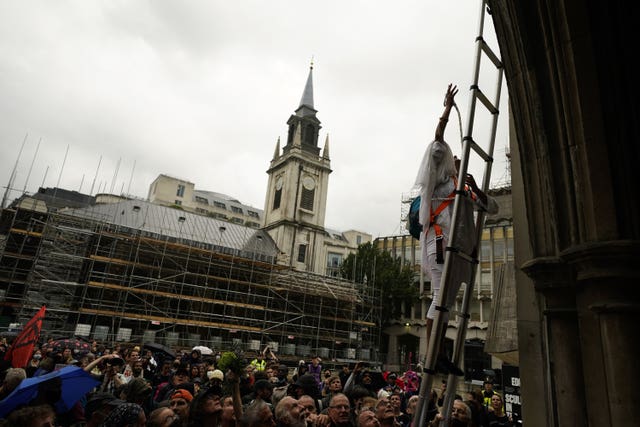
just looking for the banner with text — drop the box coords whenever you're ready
[501,364,522,424]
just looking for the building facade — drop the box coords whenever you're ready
[148,174,263,228]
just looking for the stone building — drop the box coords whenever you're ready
[488,1,639,425]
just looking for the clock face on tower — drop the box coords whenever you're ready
[275,177,283,190]
[302,176,315,190]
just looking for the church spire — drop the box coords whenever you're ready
[322,134,330,160]
[285,61,321,155]
[298,59,314,110]
[273,137,281,160]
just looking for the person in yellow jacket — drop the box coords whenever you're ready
[482,380,499,408]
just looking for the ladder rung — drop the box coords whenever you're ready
[479,37,503,69]
[446,246,479,264]
[463,136,494,163]
[453,310,471,320]
[473,86,499,114]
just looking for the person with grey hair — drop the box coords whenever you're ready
[0,367,26,400]
[429,399,473,427]
[275,396,306,427]
[239,400,275,427]
[327,393,355,427]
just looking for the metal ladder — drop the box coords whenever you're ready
[414,1,504,425]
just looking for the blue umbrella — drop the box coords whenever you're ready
[0,366,100,417]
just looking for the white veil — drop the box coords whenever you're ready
[413,139,457,274]
[413,139,456,228]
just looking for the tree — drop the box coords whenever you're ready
[340,242,417,324]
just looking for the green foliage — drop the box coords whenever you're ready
[340,242,417,324]
[217,350,245,375]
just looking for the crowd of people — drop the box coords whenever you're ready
[0,338,516,427]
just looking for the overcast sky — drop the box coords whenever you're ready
[0,1,509,238]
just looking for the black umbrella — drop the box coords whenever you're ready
[143,342,176,361]
[42,337,92,355]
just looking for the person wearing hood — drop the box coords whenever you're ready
[414,84,498,375]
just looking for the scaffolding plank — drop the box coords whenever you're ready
[87,281,265,310]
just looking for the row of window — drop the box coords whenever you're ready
[380,226,514,265]
[182,186,260,218]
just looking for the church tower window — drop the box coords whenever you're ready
[297,244,307,262]
[304,123,316,147]
[300,176,315,211]
[300,188,314,210]
[273,189,282,210]
[273,177,283,210]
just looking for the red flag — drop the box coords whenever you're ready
[4,306,46,368]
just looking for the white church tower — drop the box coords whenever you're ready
[263,63,332,272]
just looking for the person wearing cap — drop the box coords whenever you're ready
[84,391,126,427]
[170,388,193,426]
[482,379,498,409]
[121,377,155,416]
[208,368,224,385]
[271,364,291,408]
[292,360,308,383]
[86,353,126,395]
[381,372,402,396]
[186,383,224,427]
[292,374,321,402]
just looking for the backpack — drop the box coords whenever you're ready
[407,196,422,239]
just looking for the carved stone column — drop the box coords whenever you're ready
[521,256,586,427]
[562,241,640,427]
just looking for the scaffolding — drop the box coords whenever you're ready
[0,201,382,363]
